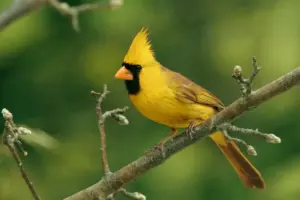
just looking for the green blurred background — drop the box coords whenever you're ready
[1,0,300,199]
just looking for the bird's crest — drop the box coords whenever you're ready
[123,28,157,66]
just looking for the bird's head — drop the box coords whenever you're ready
[114,28,160,94]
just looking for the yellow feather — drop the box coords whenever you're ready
[123,28,158,66]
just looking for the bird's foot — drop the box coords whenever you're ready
[185,122,196,140]
[144,128,177,159]
[152,142,166,158]
[209,116,217,131]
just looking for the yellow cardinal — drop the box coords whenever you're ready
[114,28,265,189]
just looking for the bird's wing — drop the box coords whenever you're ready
[162,66,224,111]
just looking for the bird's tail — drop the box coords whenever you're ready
[209,131,266,189]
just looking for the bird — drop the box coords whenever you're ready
[114,28,265,189]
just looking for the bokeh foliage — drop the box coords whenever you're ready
[1,0,300,199]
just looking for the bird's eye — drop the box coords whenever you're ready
[136,65,142,71]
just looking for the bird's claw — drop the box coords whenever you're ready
[209,116,217,131]
[152,143,166,158]
[185,122,196,140]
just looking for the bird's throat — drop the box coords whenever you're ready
[125,77,140,95]
[123,62,142,95]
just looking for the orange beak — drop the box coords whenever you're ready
[114,66,133,80]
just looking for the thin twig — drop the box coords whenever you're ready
[222,129,257,156]
[218,123,259,156]
[103,107,129,125]
[91,86,145,200]
[106,193,116,200]
[0,0,45,31]
[217,122,281,156]
[47,0,123,31]
[249,57,261,83]
[118,188,146,200]
[219,123,281,144]
[232,56,261,96]
[107,188,146,200]
[6,143,41,199]
[64,63,300,200]
[2,109,41,200]
[0,0,123,31]
[91,85,111,175]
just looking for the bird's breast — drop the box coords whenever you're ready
[129,86,213,128]
[127,66,217,128]
[129,88,183,127]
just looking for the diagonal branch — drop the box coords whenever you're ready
[47,0,123,32]
[5,143,41,199]
[64,66,300,200]
[0,0,123,31]
[2,109,41,200]
[0,0,45,30]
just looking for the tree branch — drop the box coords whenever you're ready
[91,86,112,175]
[64,66,300,200]
[47,0,123,32]
[232,56,261,96]
[0,0,123,31]
[0,0,45,31]
[91,86,145,200]
[1,109,41,200]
